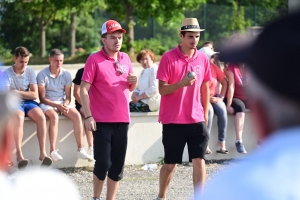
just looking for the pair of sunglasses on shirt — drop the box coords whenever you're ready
[115,61,124,75]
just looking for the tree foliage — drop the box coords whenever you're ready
[104,0,206,55]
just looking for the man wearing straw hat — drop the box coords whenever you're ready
[156,18,212,199]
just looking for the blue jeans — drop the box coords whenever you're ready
[207,101,227,142]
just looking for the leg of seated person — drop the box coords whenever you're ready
[212,101,227,148]
[12,110,25,162]
[79,107,93,148]
[63,108,84,149]
[207,104,214,135]
[27,107,48,161]
[235,112,245,141]
[231,98,246,141]
[45,109,59,153]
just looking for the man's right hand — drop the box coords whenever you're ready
[181,71,197,86]
[85,117,97,132]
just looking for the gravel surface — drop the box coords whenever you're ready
[60,159,236,200]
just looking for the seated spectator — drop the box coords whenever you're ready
[37,49,92,162]
[202,41,214,50]
[223,34,250,154]
[130,49,160,112]
[0,91,80,200]
[3,46,52,169]
[73,67,93,157]
[199,47,228,154]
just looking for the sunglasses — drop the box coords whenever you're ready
[115,61,124,75]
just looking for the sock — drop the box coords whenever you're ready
[236,140,242,143]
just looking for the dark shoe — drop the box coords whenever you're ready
[18,159,28,170]
[41,156,52,167]
[235,141,247,154]
[216,149,229,154]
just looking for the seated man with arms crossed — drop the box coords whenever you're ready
[4,46,52,169]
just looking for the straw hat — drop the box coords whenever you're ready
[179,18,205,32]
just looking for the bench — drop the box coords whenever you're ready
[10,112,258,168]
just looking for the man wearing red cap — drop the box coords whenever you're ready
[80,20,137,200]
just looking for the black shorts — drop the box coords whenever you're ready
[223,98,250,115]
[75,102,82,112]
[162,122,209,164]
[93,122,129,181]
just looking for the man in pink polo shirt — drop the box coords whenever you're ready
[156,18,212,200]
[80,20,137,200]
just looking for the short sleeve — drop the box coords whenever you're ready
[72,68,83,85]
[202,56,212,82]
[156,53,170,82]
[3,71,10,87]
[214,64,225,82]
[82,55,97,84]
[36,71,45,86]
[29,68,37,84]
[65,71,72,86]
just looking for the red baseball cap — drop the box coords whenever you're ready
[101,20,126,35]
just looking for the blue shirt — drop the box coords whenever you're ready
[195,127,300,200]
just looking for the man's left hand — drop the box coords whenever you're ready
[127,73,137,84]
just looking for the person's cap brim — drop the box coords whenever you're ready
[104,27,126,35]
[219,44,252,63]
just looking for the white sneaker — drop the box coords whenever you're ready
[50,149,63,162]
[88,146,94,157]
[77,148,93,161]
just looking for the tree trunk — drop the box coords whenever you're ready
[125,3,135,57]
[69,12,76,57]
[39,18,46,57]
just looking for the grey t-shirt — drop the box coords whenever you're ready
[4,66,37,91]
[37,66,72,101]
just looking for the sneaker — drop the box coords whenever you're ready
[88,147,94,161]
[77,148,93,161]
[235,141,247,154]
[155,197,167,200]
[50,149,63,162]
[88,146,94,157]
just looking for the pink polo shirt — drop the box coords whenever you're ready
[82,48,134,122]
[157,44,212,124]
[226,63,250,100]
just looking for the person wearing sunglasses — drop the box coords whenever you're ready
[80,20,137,200]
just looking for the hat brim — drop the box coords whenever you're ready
[104,28,126,35]
[179,29,205,32]
[219,44,251,63]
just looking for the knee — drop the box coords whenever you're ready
[162,164,176,173]
[108,165,125,181]
[192,158,205,168]
[93,159,111,181]
[14,112,24,122]
[48,113,59,124]
[36,114,46,124]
